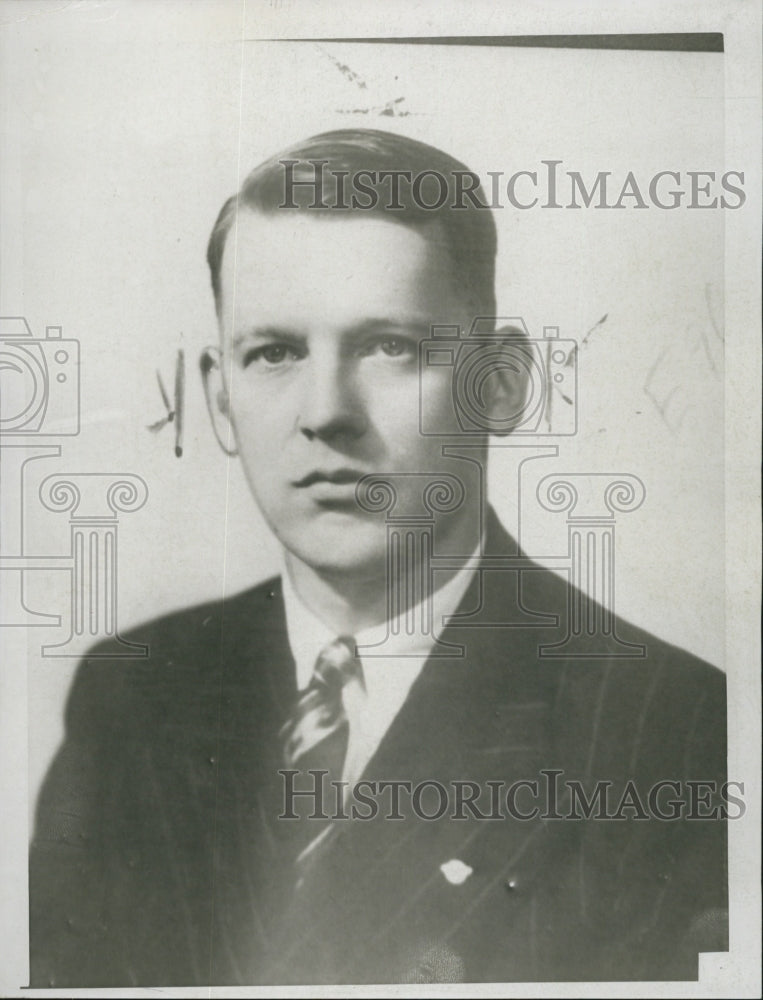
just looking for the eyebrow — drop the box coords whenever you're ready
[231,318,435,349]
[231,326,305,349]
[348,318,434,340]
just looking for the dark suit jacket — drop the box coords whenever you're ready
[29,511,727,986]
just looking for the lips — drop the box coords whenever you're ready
[293,469,363,488]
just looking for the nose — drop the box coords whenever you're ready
[297,354,368,443]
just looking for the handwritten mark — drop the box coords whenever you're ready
[704,283,723,342]
[147,372,172,432]
[643,346,688,432]
[643,287,723,429]
[565,313,608,369]
[543,312,607,430]
[318,45,368,90]
[336,97,413,118]
[695,282,723,376]
[318,44,415,117]
[379,97,411,117]
[148,350,184,457]
[581,313,609,347]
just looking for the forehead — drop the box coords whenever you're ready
[217,210,466,335]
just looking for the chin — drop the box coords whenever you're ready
[281,517,388,580]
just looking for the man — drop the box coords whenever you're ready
[29,129,727,987]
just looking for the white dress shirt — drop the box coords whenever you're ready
[281,548,480,787]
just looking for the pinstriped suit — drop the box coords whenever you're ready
[29,511,727,986]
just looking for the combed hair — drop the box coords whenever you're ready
[206,128,497,318]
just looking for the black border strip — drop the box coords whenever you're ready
[255,34,724,53]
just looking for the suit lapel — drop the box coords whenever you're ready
[208,582,300,982]
[266,515,570,983]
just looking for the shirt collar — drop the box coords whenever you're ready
[281,541,481,691]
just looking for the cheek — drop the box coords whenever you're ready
[373,393,452,465]
[366,389,419,452]
[229,392,289,445]
[411,370,456,435]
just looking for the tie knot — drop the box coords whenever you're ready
[313,635,361,690]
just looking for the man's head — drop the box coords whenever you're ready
[206,129,498,321]
[201,129,526,584]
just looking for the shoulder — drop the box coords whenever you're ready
[487,508,725,694]
[62,575,285,737]
[121,574,283,653]
[483,511,726,775]
[549,625,726,713]
[33,577,289,846]
[544,626,726,783]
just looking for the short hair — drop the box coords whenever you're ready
[206,128,497,319]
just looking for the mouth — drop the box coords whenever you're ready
[291,468,369,510]
[293,469,364,488]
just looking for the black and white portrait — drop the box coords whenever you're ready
[0,2,759,995]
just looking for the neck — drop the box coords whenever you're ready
[284,555,390,634]
[284,512,482,635]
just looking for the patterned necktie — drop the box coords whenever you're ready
[279,635,361,862]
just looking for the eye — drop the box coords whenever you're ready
[380,337,408,357]
[362,336,417,360]
[242,344,302,367]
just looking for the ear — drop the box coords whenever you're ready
[480,325,532,436]
[200,347,238,456]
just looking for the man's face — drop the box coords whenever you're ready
[214,209,477,580]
